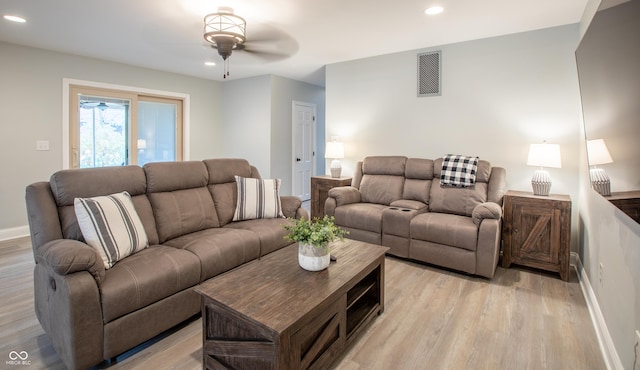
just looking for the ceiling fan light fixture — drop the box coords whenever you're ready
[203,8,246,78]
[203,10,246,48]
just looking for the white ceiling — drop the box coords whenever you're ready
[0,0,588,86]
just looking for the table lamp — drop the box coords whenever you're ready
[587,138,613,196]
[527,142,561,196]
[325,140,344,178]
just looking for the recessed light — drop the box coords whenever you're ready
[204,61,216,66]
[425,6,444,15]
[3,15,26,23]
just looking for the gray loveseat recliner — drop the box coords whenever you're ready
[25,158,307,369]
[325,156,506,279]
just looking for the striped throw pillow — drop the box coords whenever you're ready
[233,176,284,221]
[74,191,149,269]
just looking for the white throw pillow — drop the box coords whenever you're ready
[233,176,284,221]
[74,191,149,269]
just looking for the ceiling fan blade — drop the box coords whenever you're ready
[241,46,291,61]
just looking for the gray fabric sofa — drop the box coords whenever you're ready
[325,156,506,279]
[25,158,307,369]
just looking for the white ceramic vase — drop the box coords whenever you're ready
[298,242,330,271]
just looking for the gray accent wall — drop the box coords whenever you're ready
[0,41,325,233]
[0,41,222,232]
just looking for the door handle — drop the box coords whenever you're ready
[296,158,301,162]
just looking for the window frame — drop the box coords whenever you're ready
[63,78,190,169]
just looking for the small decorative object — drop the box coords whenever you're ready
[587,138,613,196]
[325,139,345,178]
[527,141,562,196]
[283,215,347,271]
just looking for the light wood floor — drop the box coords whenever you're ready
[0,237,605,370]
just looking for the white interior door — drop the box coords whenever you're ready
[292,101,316,201]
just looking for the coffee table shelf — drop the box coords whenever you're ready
[196,240,388,370]
[346,268,381,341]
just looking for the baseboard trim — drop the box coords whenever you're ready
[571,252,623,370]
[0,225,30,242]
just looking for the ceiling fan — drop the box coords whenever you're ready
[203,7,296,78]
[80,101,124,110]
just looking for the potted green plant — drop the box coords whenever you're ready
[284,215,348,271]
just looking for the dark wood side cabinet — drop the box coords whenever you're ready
[502,190,572,281]
[311,176,352,219]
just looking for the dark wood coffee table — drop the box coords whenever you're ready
[195,239,389,370]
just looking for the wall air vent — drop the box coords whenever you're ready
[417,51,441,97]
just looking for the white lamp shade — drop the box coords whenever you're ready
[527,143,562,168]
[325,141,344,159]
[587,139,613,165]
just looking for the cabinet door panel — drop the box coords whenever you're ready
[513,204,560,264]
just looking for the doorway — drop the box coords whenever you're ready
[292,101,316,201]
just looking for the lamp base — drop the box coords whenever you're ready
[590,168,611,196]
[531,170,552,196]
[330,159,342,178]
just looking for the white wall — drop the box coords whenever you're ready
[327,24,582,248]
[221,75,325,195]
[0,41,223,235]
[577,0,640,367]
[221,75,272,177]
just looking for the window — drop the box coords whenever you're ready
[68,84,184,168]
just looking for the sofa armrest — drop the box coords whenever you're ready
[325,186,361,217]
[475,218,501,278]
[280,195,303,219]
[34,263,104,369]
[35,239,105,284]
[328,186,361,207]
[472,202,503,227]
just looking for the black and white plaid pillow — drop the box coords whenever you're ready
[440,154,479,187]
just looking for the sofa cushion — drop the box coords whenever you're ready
[360,175,405,205]
[362,156,407,176]
[429,183,488,217]
[403,179,432,205]
[225,218,293,256]
[204,159,259,226]
[100,245,201,323]
[144,161,219,242]
[208,182,236,226]
[232,176,284,221]
[49,166,158,242]
[204,158,254,184]
[148,187,220,243]
[163,228,261,281]
[389,199,428,211]
[50,165,147,205]
[334,203,387,233]
[144,161,208,193]
[410,213,478,251]
[74,192,149,269]
[430,157,491,217]
[401,158,434,205]
[359,156,406,205]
